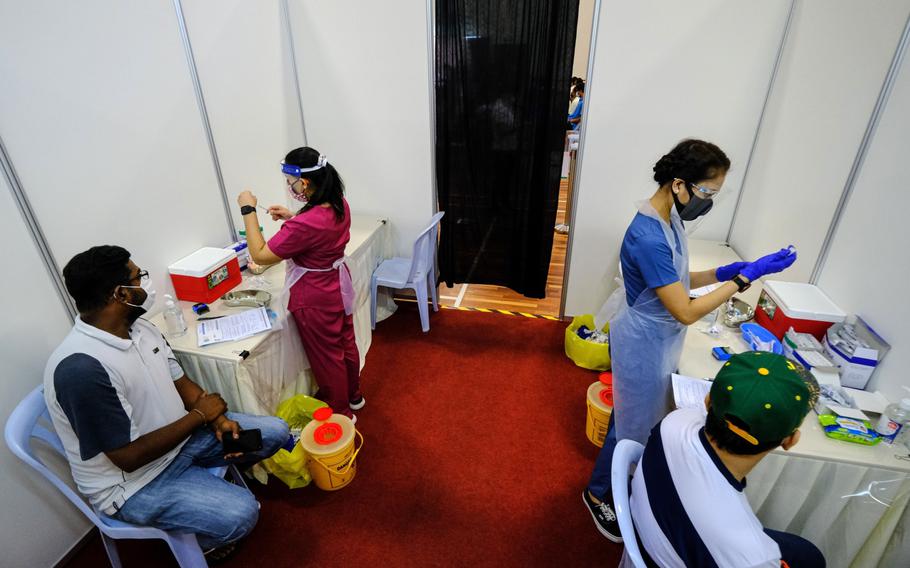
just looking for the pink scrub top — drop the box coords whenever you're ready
[267,199,351,312]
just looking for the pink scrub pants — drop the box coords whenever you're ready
[291,307,361,418]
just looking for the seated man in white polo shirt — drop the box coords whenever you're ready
[629,352,825,567]
[44,245,289,560]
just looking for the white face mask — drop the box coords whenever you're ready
[121,279,157,313]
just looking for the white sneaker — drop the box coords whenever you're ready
[351,414,357,425]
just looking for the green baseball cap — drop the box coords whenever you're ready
[710,352,819,446]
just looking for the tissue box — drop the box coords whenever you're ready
[823,316,890,390]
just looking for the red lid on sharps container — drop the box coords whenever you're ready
[598,372,614,406]
[311,407,344,445]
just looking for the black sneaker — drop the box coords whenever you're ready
[582,490,623,543]
[349,396,366,411]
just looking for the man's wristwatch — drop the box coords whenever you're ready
[240,205,256,216]
[732,274,751,293]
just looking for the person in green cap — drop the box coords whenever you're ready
[627,352,825,567]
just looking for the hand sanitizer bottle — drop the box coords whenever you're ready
[163,294,187,337]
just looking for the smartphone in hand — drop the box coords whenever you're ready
[222,428,263,454]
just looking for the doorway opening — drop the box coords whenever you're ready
[432,0,596,318]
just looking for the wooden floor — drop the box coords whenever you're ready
[431,178,569,317]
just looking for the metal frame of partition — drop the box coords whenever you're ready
[172,0,236,244]
[560,0,603,319]
[0,134,78,320]
[283,0,309,145]
[809,10,910,284]
[725,0,798,250]
[426,0,439,214]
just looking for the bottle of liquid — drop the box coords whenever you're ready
[875,399,910,444]
[163,294,187,337]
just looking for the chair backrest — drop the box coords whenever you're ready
[405,211,445,285]
[4,385,110,530]
[425,211,445,280]
[611,439,647,568]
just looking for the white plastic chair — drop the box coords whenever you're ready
[612,439,647,568]
[371,212,445,332]
[4,385,247,568]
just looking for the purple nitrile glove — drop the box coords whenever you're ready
[740,247,797,282]
[715,261,750,282]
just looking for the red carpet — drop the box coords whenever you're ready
[64,304,623,567]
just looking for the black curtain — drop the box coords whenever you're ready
[435,0,579,298]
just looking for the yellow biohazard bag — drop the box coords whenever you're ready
[262,395,328,489]
[564,315,611,371]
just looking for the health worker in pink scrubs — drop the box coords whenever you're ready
[237,147,363,421]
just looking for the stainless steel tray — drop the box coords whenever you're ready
[221,289,272,308]
[723,297,755,327]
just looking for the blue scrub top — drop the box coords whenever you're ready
[568,97,584,130]
[620,212,682,306]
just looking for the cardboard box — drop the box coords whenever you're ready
[823,316,890,390]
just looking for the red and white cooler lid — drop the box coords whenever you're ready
[763,281,846,323]
[168,247,237,277]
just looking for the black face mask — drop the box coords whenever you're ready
[672,189,714,221]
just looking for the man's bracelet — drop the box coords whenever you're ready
[192,408,207,426]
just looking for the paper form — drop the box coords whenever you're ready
[689,282,722,298]
[197,307,272,347]
[672,373,712,414]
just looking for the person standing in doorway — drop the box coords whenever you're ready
[582,139,798,541]
[237,147,363,421]
[567,83,585,130]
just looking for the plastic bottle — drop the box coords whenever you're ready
[875,398,910,444]
[163,294,187,337]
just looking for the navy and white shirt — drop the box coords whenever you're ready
[630,408,782,567]
[43,317,189,515]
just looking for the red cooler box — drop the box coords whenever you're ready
[168,247,241,304]
[754,280,846,341]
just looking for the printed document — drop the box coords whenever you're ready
[672,373,711,414]
[197,307,272,347]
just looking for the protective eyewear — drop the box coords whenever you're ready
[685,180,720,199]
[127,270,150,284]
[280,154,328,177]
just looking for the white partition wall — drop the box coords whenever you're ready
[729,0,910,282]
[0,1,233,302]
[572,0,597,79]
[816,37,910,402]
[563,0,791,316]
[0,175,86,567]
[286,0,435,256]
[181,0,306,238]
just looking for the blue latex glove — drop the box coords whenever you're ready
[741,247,797,282]
[715,261,750,282]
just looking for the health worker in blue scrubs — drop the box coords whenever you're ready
[582,139,798,542]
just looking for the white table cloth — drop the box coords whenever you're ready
[150,215,395,415]
[680,240,909,568]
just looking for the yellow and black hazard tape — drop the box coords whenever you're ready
[393,296,561,321]
[441,305,560,321]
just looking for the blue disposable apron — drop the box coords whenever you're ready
[609,200,690,443]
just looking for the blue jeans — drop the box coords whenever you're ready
[114,412,289,550]
[587,413,617,500]
[765,528,826,567]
